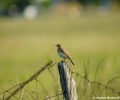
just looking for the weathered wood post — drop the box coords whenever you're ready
[58,61,77,100]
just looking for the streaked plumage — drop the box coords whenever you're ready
[55,44,75,66]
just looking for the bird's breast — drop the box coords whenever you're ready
[57,52,67,59]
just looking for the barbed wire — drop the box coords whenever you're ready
[0,61,120,100]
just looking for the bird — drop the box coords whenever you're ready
[55,44,75,66]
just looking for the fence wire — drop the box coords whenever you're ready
[0,61,120,100]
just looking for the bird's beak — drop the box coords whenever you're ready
[55,45,57,47]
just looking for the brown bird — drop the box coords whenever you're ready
[55,44,75,66]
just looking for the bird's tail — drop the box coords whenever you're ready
[70,59,75,66]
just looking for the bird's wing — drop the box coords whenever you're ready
[61,47,73,59]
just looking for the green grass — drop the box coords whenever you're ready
[0,11,120,99]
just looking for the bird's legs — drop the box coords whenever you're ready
[62,58,66,63]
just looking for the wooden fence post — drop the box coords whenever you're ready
[58,61,77,100]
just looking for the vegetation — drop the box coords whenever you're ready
[0,11,120,99]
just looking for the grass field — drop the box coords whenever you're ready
[0,10,120,99]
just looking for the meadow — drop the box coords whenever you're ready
[0,10,120,99]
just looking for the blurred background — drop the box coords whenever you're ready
[0,0,120,99]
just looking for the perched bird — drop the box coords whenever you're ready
[55,44,75,66]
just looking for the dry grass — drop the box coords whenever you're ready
[0,11,120,99]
